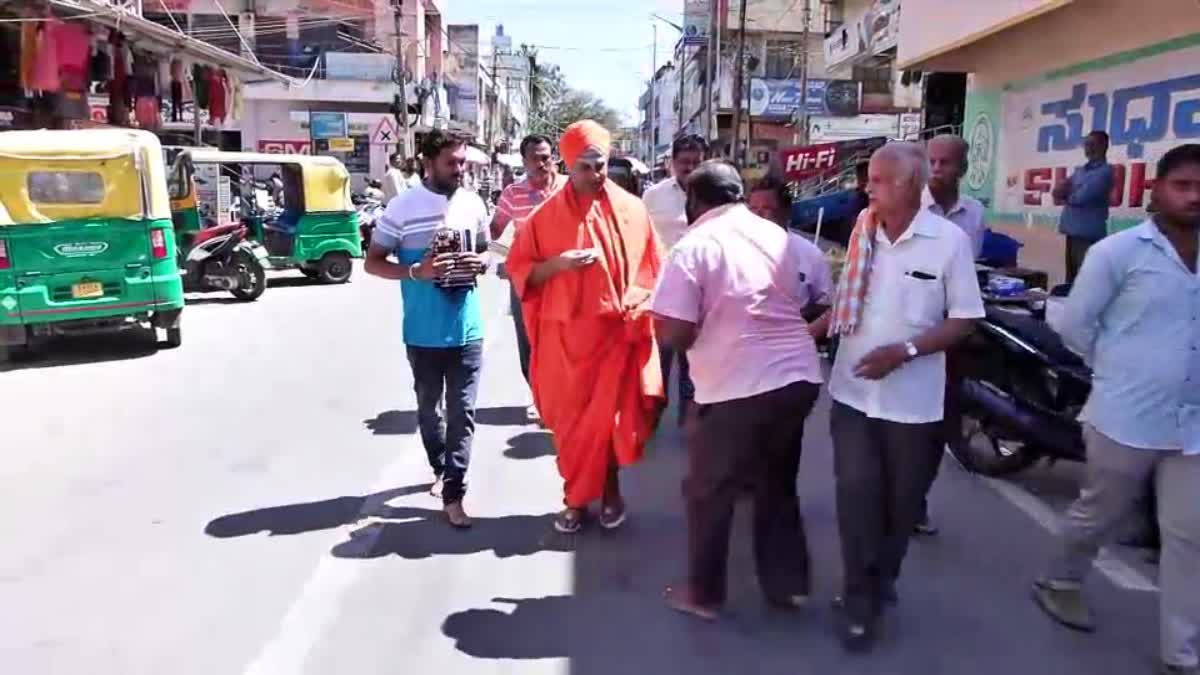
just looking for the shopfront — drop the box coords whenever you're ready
[0,0,288,138]
[898,0,1200,231]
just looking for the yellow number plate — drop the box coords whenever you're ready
[71,281,104,299]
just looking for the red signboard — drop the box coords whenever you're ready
[780,142,839,180]
[258,139,312,155]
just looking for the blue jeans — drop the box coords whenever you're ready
[406,341,483,504]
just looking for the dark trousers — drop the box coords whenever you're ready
[684,381,820,607]
[831,401,943,621]
[509,283,531,385]
[919,351,964,521]
[406,341,483,504]
[659,344,694,410]
[1064,235,1096,285]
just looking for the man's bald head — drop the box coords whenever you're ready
[927,135,969,195]
[684,160,744,224]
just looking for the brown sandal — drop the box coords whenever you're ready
[663,585,719,621]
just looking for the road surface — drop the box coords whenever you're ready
[0,267,1163,674]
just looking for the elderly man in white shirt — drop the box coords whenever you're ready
[818,142,984,653]
[643,134,707,423]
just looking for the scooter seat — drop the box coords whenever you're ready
[193,223,244,246]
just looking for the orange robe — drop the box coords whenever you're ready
[507,180,665,508]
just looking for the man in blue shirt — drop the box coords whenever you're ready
[365,130,490,529]
[1055,130,1115,283]
[1034,144,1200,675]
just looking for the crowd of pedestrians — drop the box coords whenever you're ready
[364,121,1200,672]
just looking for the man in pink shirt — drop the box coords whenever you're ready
[491,134,567,393]
[651,161,833,621]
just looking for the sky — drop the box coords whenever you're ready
[443,0,684,126]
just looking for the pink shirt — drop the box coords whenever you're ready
[494,174,567,233]
[651,204,833,405]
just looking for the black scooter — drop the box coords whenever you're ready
[948,287,1092,476]
[182,223,268,302]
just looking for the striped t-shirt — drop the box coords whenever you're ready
[373,184,490,348]
[494,174,567,234]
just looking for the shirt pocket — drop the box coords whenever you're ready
[901,272,944,328]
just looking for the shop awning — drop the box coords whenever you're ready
[46,0,293,85]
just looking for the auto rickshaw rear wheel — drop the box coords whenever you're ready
[317,252,353,284]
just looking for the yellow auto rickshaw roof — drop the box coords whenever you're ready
[0,128,164,159]
[0,129,171,225]
[183,150,353,213]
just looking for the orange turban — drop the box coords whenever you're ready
[559,120,612,168]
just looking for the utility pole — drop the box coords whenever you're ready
[730,0,747,167]
[677,46,686,137]
[394,0,410,160]
[702,0,715,143]
[797,0,812,146]
[650,22,657,162]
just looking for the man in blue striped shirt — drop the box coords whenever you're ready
[1034,144,1200,675]
[366,130,490,529]
[1055,130,1115,283]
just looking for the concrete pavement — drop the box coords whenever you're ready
[0,267,1165,674]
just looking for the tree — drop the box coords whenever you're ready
[519,44,622,137]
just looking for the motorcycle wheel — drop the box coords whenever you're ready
[230,250,267,302]
[950,414,1040,477]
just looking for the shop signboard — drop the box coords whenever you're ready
[967,38,1200,228]
[746,79,861,120]
[327,137,355,152]
[863,0,901,56]
[309,112,347,140]
[682,0,710,46]
[824,20,863,70]
[258,139,312,155]
[325,53,394,82]
[445,25,480,134]
[780,136,888,181]
[809,114,900,142]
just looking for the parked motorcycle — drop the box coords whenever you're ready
[949,287,1092,476]
[354,195,384,255]
[181,223,268,302]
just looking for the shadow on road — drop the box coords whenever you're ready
[184,295,247,306]
[331,507,574,560]
[267,275,324,289]
[204,484,433,538]
[363,407,530,436]
[0,331,159,372]
[503,431,556,460]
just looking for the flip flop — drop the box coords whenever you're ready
[663,585,718,622]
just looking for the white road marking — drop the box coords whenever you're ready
[242,302,507,675]
[949,448,1159,594]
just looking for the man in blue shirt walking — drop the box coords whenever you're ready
[1054,130,1115,283]
[1034,144,1200,675]
[366,130,490,529]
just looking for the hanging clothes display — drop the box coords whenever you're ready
[53,20,90,94]
[29,18,62,93]
[169,59,184,122]
[207,68,227,125]
[228,71,243,121]
[19,21,36,92]
[89,38,110,86]
[192,63,209,110]
[131,51,160,129]
[108,30,130,126]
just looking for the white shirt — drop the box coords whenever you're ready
[921,187,986,259]
[829,208,985,424]
[382,167,408,204]
[643,176,689,250]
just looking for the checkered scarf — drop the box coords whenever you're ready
[829,208,880,336]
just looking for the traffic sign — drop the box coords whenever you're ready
[371,116,398,145]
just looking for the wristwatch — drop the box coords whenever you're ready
[904,341,919,360]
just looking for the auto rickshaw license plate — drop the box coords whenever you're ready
[71,281,104,299]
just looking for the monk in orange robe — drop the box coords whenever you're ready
[506,120,665,534]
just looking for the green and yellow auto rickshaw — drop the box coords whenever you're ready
[0,129,185,357]
[169,150,361,283]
